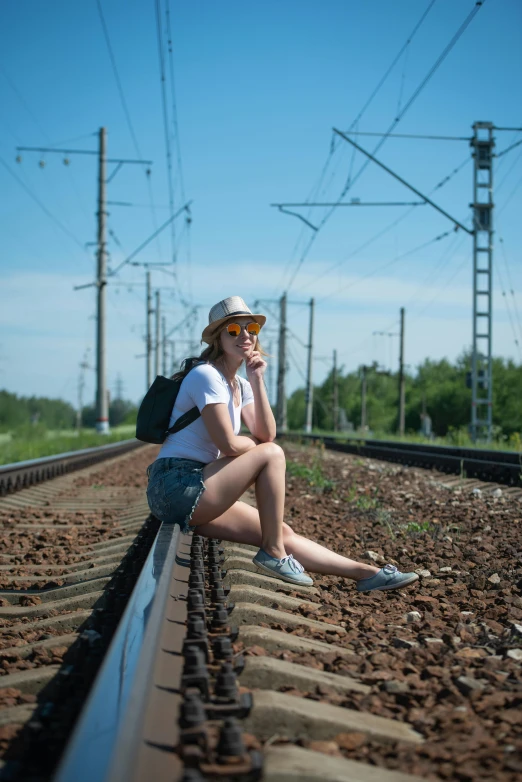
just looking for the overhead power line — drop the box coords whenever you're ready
[410,256,468,321]
[498,236,522,347]
[333,129,472,233]
[340,131,470,142]
[96,0,141,158]
[165,0,186,205]
[293,151,475,299]
[274,0,438,295]
[280,0,487,293]
[155,0,177,266]
[495,261,522,362]
[317,228,457,305]
[0,155,90,254]
[108,201,192,277]
[95,0,162,262]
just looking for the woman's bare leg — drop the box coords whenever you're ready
[192,500,379,580]
[190,442,287,559]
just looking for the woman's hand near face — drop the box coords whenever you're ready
[245,347,266,382]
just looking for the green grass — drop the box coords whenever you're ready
[287,428,522,453]
[402,520,432,535]
[0,425,136,466]
[286,457,335,493]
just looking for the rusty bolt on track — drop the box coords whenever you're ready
[177,534,263,780]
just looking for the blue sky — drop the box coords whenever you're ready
[0,0,521,410]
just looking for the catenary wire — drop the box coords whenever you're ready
[494,261,522,362]
[497,171,522,218]
[273,0,438,295]
[498,236,522,346]
[154,0,177,267]
[165,0,186,205]
[165,0,192,305]
[283,0,487,293]
[1,64,94,226]
[293,148,472,298]
[95,0,163,261]
[317,229,457,305]
[0,155,91,256]
[409,255,468,321]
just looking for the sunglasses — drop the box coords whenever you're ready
[225,322,261,337]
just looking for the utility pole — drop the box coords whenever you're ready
[95,127,109,433]
[276,292,287,432]
[16,129,159,424]
[267,340,274,407]
[146,271,153,388]
[162,316,167,375]
[471,122,494,443]
[304,298,315,433]
[332,349,339,432]
[170,341,176,376]
[77,349,90,432]
[360,365,368,432]
[115,373,124,400]
[398,307,406,437]
[154,290,161,377]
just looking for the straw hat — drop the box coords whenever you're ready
[201,296,266,344]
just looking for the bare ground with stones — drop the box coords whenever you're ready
[235,441,522,782]
[0,445,155,757]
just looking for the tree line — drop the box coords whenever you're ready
[287,353,522,440]
[0,391,137,432]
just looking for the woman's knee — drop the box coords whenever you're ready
[256,441,286,464]
[282,522,295,540]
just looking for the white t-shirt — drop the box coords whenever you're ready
[157,363,254,464]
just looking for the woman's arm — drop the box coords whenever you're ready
[242,349,276,442]
[201,403,257,456]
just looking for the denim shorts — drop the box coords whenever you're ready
[146,457,206,534]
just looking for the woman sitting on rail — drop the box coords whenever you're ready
[146,296,418,591]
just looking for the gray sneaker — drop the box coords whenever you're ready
[356,564,419,592]
[252,549,314,586]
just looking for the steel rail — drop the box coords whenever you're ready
[54,520,186,782]
[0,438,143,495]
[279,433,522,486]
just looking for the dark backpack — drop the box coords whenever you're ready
[135,374,200,444]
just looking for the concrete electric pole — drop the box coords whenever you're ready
[154,290,161,377]
[170,341,176,376]
[304,297,315,433]
[398,307,406,437]
[360,365,369,432]
[267,340,274,407]
[95,127,109,433]
[146,271,153,388]
[332,349,339,432]
[276,292,287,432]
[77,349,91,432]
[162,316,167,375]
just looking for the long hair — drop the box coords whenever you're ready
[171,327,269,382]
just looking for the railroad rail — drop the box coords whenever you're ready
[280,432,522,487]
[0,438,143,496]
[1,442,520,781]
[56,525,425,782]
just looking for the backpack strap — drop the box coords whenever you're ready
[165,406,200,436]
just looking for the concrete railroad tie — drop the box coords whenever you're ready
[220,541,425,758]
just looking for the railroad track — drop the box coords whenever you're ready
[0,444,158,781]
[280,433,522,494]
[56,499,425,782]
[0,438,143,497]
[0,442,520,780]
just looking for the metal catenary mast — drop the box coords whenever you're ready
[470,122,494,442]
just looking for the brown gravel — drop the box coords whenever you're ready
[0,446,155,697]
[236,442,522,782]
